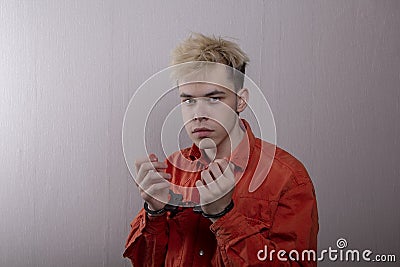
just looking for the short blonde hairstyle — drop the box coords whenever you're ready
[171,33,249,90]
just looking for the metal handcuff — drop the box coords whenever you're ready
[144,189,234,218]
[144,189,202,217]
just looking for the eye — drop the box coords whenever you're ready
[182,98,195,105]
[209,97,221,103]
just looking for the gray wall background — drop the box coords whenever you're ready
[1,1,399,266]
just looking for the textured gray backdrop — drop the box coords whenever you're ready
[1,1,399,266]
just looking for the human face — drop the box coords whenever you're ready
[179,81,240,153]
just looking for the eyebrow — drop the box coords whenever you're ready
[179,89,226,98]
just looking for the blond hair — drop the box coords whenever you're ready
[171,33,249,90]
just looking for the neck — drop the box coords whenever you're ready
[204,119,245,160]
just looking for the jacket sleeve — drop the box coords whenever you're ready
[123,208,169,267]
[210,181,319,267]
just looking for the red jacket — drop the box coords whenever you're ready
[124,120,319,266]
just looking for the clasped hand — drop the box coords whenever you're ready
[196,159,236,220]
[135,154,236,221]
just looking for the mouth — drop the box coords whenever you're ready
[192,127,214,138]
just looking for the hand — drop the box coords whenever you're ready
[134,154,171,211]
[195,159,236,221]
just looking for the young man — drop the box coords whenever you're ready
[123,33,319,266]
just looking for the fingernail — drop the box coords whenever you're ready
[149,153,157,162]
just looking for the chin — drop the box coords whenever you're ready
[191,136,217,149]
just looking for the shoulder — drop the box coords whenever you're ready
[273,145,312,186]
[254,139,313,187]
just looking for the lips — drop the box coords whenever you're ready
[192,127,213,133]
[192,127,214,138]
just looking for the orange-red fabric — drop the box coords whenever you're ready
[123,120,319,266]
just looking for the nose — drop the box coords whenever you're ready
[194,115,208,122]
[193,101,208,122]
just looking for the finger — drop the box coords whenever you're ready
[144,182,170,197]
[201,170,214,187]
[213,158,228,173]
[138,171,169,191]
[195,179,204,188]
[208,162,223,179]
[212,160,235,191]
[140,171,171,190]
[195,180,209,203]
[214,159,235,178]
[134,154,161,173]
[148,154,167,172]
[195,179,222,205]
[136,161,168,184]
[140,181,170,195]
[141,183,170,204]
[226,162,236,181]
[149,153,158,162]
[134,156,152,173]
[203,169,225,194]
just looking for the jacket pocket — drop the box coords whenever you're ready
[236,196,273,228]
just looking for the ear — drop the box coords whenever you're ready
[236,88,249,113]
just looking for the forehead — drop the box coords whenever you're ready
[178,82,234,97]
[177,64,235,95]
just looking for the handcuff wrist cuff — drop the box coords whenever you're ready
[144,189,234,219]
